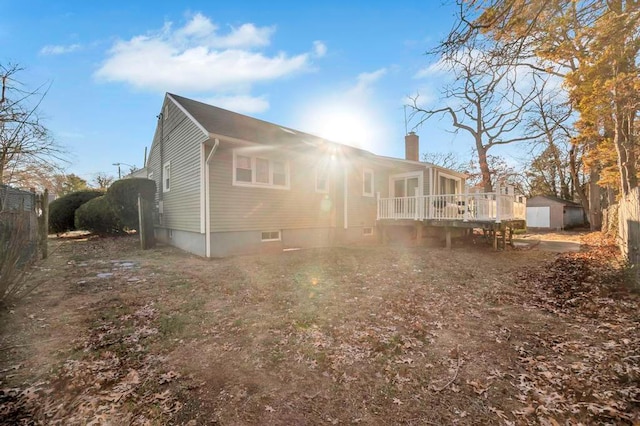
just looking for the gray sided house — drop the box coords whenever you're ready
[526,195,585,230]
[145,93,467,257]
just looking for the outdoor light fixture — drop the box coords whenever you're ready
[112,162,134,179]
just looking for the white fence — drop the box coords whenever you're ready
[377,191,526,223]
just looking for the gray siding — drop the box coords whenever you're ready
[209,143,334,232]
[346,160,377,230]
[147,97,208,233]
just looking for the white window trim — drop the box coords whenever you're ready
[389,171,424,198]
[363,168,374,197]
[315,165,329,193]
[162,162,171,192]
[232,150,290,190]
[438,171,462,195]
[261,230,281,242]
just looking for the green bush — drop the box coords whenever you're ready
[48,190,103,233]
[74,196,123,235]
[106,178,156,231]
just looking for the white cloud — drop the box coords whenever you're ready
[346,68,387,98]
[95,13,312,93]
[202,94,269,114]
[174,13,275,49]
[313,41,327,57]
[413,61,447,79]
[40,43,81,55]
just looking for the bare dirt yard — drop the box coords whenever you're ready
[1,231,638,425]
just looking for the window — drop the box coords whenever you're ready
[439,174,460,195]
[236,155,252,182]
[233,151,290,189]
[256,158,270,183]
[261,230,281,242]
[363,168,374,197]
[163,162,171,192]
[363,227,373,236]
[273,161,287,186]
[315,165,329,193]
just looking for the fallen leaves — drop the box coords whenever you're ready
[511,233,640,424]
[2,232,639,425]
[1,302,185,424]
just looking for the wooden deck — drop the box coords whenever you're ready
[376,190,526,249]
[377,191,526,223]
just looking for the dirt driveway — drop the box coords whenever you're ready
[1,233,638,424]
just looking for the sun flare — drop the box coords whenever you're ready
[302,104,376,150]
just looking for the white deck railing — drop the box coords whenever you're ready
[377,190,526,223]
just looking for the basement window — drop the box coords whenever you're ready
[261,231,281,242]
[363,227,373,236]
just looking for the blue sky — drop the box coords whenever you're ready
[2,1,475,182]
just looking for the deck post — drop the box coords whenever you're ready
[492,228,498,250]
[495,181,501,223]
[445,227,452,249]
[415,223,423,245]
[463,186,469,222]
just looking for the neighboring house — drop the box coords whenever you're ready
[145,93,524,257]
[526,195,585,230]
[127,168,148,179]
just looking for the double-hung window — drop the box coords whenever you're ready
[233,151,290,189]
[315,165,329,193]
[363,168,374,197]
[162,162,171,192]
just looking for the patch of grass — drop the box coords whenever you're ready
[159,314,187,336]
[294,311,317,329]
[169,280,192,290]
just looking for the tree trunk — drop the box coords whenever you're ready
[569,145,590,223]
[476,141,493,192]
[588,167,602,230]
[613,111,638,196]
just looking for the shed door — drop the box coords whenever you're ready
[526,207,550,227]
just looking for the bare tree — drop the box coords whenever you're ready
[93,172,115,190]
[524,81,576,199]
[0,64,66,186]
[409,49,542,191]
[422,151,469,173]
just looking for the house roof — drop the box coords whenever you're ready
[529,195,583,207]
[169,93,373,156]
[167,93,465,176]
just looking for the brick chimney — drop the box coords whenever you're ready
[405,132,419,161]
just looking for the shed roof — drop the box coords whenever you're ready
[528,195,583,207]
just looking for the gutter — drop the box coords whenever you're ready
[204,138,219,257]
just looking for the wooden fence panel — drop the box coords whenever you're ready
[618,187,640,285]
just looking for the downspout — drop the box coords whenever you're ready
[158,110,164,203]
[156,108,165,225]
[205,138,219,257]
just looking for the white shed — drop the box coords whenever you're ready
[526,195,585,230]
